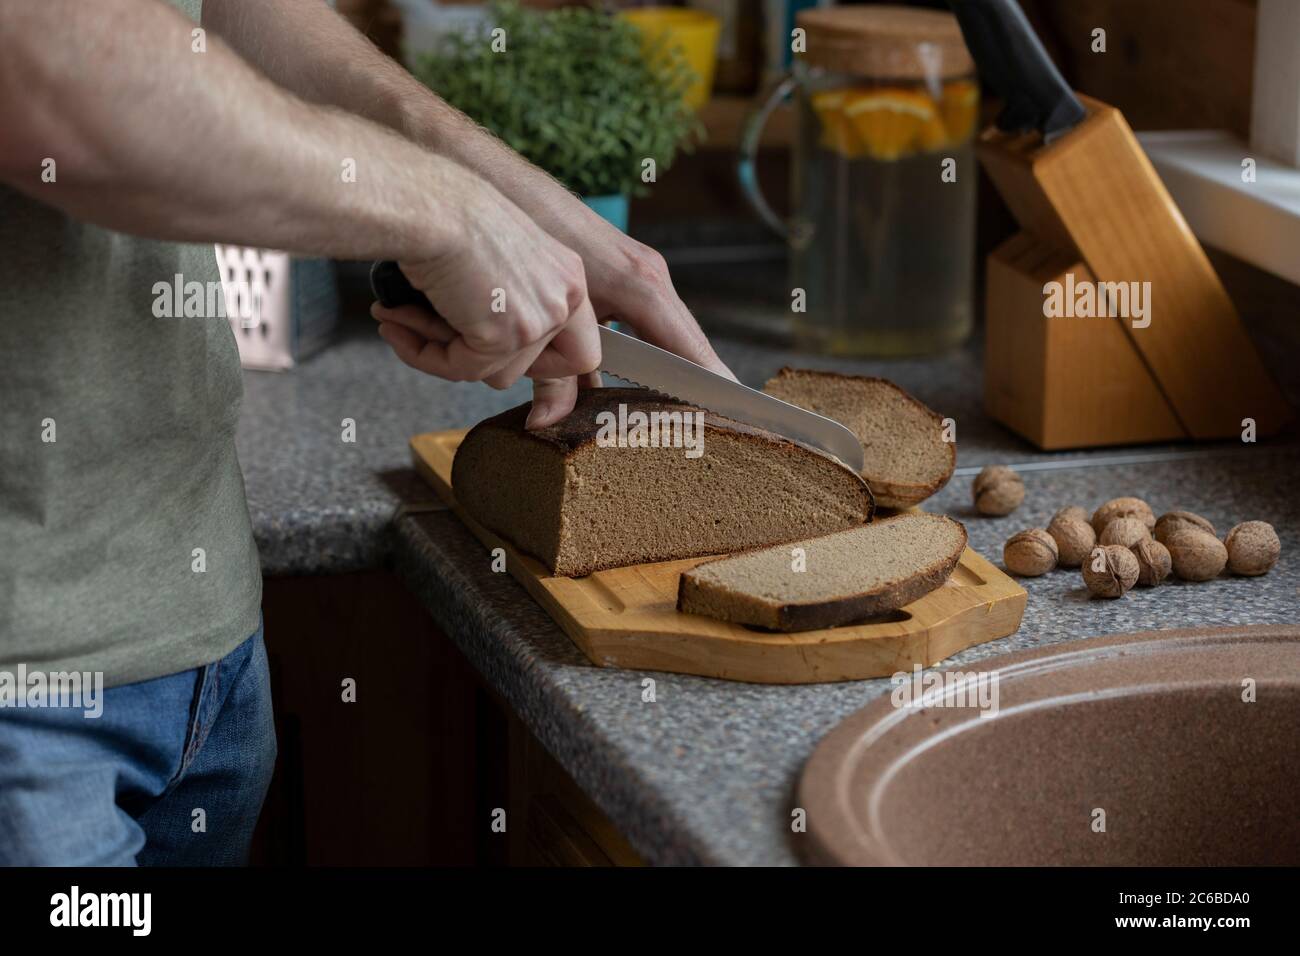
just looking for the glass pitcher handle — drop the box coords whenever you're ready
[737,72,799,239]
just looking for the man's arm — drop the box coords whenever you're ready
[202,0,733,379]
[0,0,598,418]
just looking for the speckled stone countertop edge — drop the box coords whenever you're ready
[390,513,736,866]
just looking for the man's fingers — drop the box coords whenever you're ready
[374,298,593,386]
[564,295,602,374]
[482,332,555,390]
[524,296,602,380]
[624,298,736,380]
[374,240,604,391]
[370,301,455,344]
[606,256,736,380]
[379,318,561,387]
[526,376,579,429]
[376,322,450,374]
[378,322,503,381]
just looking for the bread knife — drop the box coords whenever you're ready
[948,0,1087,142]
[369,260,866,472]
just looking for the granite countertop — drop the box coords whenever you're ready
[238,318,1299,866]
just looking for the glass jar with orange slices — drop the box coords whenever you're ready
[738,6,979,356]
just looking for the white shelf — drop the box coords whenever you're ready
[1138,129,1300,287]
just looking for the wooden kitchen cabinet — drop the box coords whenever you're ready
[253,570,639,867]
[506,708,643,867]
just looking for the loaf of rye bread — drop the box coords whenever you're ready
[452,388,876,577]
[763,368,955,509]
[677,513,968,631]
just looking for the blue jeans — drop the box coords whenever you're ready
[0,624,276,866]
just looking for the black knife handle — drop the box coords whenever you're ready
[947,0,1086,139]
[370,260,436,312]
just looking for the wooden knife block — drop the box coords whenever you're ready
[978,94,1292,450]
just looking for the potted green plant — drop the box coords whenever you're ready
[411,1,699,231]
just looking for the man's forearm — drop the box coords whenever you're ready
[203,0,597,231]
[202,0,733,378]
[0,0,483,262]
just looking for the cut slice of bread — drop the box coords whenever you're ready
[677,513,967,632]
[762,368,955,509]
[452,388,875,577]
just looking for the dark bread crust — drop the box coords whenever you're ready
[453,388,876,576]
[676,515,968,632]
[464,386,866,462]
[765,368,956,506]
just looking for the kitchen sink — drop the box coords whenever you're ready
[798,626,1300,866]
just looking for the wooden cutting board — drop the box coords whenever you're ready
[412,430,1027,684]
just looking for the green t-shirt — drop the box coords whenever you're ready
[0,0,262,687]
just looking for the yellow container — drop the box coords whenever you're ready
[621,8,721,110]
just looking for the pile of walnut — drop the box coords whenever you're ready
[998,495,1280,599]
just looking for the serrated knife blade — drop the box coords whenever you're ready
[598,326,865,473]
[368,259,865,472]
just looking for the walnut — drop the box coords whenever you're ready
[1082,545,1140,599]
[1224,521,1280,577]
[1166,528,1228,582]
[1099,516,1151,549]
[1091,497,1156,536]
[973,465,1024,516]
[1154,510,1216,546]
[1047,510,1096,568]
[1004,528,1058,577]
[1132,539,1171,587]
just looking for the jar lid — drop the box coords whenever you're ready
[797,5,974,80]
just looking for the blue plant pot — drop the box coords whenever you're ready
[582,194,629,233]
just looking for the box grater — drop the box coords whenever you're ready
[215,245,340,371]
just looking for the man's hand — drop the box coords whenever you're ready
[538,210,734,381]
[202,0,736,422]
[370,184,601,428]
